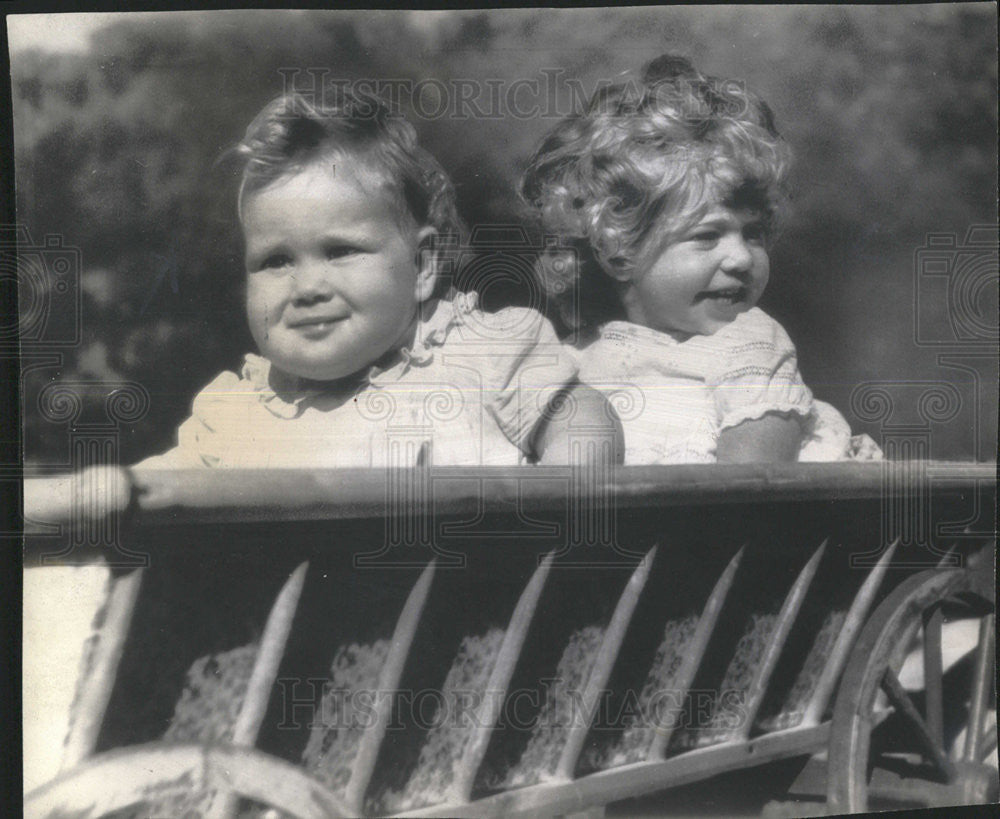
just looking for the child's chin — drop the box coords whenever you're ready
[697,304,752,334]
[675,318,731,337]
[274,359,360,384]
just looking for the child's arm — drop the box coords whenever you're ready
[23,465,134,529]
[716,413,803,463]
[532,382,625,466]
[133,369,245,470]
[709,311,815,465]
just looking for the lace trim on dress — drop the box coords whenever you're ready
[599,320,685,348]
[718,401,813,432]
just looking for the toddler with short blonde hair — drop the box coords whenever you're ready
[142,88,616,469]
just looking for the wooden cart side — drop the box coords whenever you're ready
[23,462,997,817]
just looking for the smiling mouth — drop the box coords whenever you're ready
[696,286,748,305]
[289,315,347,330]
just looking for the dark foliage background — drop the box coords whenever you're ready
[11,7,997,465]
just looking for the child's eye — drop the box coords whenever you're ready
[259,254,292,271]
[689,230,720,245]
[743,224,767,244]
[326,245,361,260]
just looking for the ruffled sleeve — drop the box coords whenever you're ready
[707,309,814,432]
[134,370,246,469]
[476,305,580,453]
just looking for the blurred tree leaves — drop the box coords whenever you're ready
[12,7,996,463]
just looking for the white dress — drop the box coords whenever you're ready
[139,292,578,469]
[576,309,881,464]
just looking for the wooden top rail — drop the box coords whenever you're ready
[21,461,996,532]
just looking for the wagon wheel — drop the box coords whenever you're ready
[24,742,349,819]
[827,561,997,814]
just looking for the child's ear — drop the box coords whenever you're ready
[414,225,440,303]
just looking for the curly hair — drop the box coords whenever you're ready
[522,54,791,337]
[234,88,463,297]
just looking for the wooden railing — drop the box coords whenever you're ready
[22,462,996,817]
[23,460,997,530]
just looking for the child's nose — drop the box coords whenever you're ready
[719,234,754,273]
[291,262,335,304]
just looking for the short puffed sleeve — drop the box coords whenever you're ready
[473,306,579,453]
[707,309,814,431]
[134,370,245,469]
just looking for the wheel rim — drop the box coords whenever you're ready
[24,742,350,819]
[827,567,996,813]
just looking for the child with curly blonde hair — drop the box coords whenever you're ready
[522,54,880,464]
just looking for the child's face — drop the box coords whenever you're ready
[242,161,436,382]
[620,206,769,337]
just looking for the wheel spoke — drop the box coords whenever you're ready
[922,606,944,750]
[880,667,955,782]
[963,614,995,762]
[980,723,998,760]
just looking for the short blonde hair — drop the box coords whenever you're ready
[234,88,463,296]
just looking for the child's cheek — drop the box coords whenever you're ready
[245,278,277,345]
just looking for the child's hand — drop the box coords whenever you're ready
[715,414,803,463]
[23,465,132,529]
[533,383,625,466]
